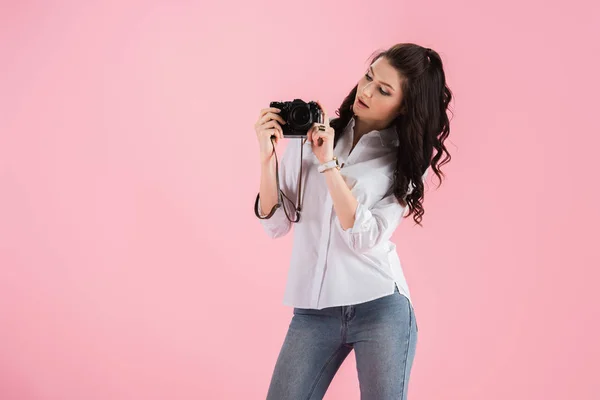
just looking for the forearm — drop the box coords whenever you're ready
[323,168,358,230]
[259,156,279,215]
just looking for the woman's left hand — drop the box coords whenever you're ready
[308,100,335,164]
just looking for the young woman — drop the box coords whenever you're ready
[254,43,452,400]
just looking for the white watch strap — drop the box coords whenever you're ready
[318,158,339,173]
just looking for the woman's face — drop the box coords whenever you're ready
[353,57,404,125]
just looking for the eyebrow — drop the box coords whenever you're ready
[369,66,396,92]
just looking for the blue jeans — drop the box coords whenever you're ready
[266,284,418,400]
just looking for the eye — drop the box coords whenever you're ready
[365,72,390,96]
[365,73,390,96]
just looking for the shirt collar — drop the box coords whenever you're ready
[345,116,399,147]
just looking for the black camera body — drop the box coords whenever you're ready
[270,99,323,138]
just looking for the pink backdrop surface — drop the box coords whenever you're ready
[1,1,599,399]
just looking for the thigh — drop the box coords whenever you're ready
[266,308,352,400]
[352,292,418,400]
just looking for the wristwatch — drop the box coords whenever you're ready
[318,157,341,173]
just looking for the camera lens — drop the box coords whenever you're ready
[290,105,310,127]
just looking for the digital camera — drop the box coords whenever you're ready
[270,99,323,138]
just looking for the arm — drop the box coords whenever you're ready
[327,169,429,254]
[254,141,298,238]
[258,156,280,215]
[322,167,358,230]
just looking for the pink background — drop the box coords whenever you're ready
[1,1,599,399]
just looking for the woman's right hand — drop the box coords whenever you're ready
[255,107,286,164]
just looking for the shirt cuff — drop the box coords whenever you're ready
[257,197,268,218]
[337,202,372,233]
[255,195,292,238]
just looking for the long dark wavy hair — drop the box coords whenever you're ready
[330,43,453,226]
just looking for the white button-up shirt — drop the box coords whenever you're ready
[256,116,427,310]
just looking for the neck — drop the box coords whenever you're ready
[353,116,391,142]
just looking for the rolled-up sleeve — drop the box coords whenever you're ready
[334,169,428,253]
[256,196,292,238]
[334,192,406,253]
[254,141,299,239]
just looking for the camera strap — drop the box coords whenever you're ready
[253,138,304,223]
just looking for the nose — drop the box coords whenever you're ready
[362,82,375,98]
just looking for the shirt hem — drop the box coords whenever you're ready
[282,281,412,310]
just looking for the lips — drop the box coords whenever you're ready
[357,97,369,108]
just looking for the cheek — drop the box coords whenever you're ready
[371,98,396,115]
